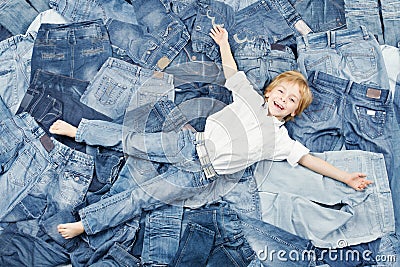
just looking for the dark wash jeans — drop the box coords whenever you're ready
[172,202,255,267]
[17,70,112,152]
[30,19,112,82]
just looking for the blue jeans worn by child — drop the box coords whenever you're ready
[0,34,34,114]
[296,25,390,89]
[30,19,112,82]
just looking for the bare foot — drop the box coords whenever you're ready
[49,120,77,138]
[57,221,85,239]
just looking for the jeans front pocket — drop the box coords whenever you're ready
[355,105,387,139]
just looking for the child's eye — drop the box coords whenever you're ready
[278,89,284,93]
[290,98,296,103]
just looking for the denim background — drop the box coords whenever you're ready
[0,0,399,266]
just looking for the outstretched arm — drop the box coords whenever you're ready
[209,25,237,79]
[298,153,373,191]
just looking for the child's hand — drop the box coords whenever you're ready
[344,173,373,191]
[209,25,228,46]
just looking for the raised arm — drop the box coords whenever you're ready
[298,153,373,191]
[210,25,238,79]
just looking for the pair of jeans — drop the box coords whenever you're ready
[286,71,395,188]
[80,57,175,123]
[296,25,390,89]
[0,33,34,114]
[231,38,298,94]
[288,0,346,33]
[31,19,112,82]
[0,109,95,252]
[17,69,112,152]
[344,0,400,47]
[0,0,43,35]
[253,149,395,248]
[16,70,123,194]
[171,202,255,267]
[77,99,185,265]
[50,0,190,70]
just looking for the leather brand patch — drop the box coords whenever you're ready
[366,88,381,99]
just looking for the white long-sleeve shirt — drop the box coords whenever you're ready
[203,71,309,175]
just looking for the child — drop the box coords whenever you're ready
[55,26,372,239]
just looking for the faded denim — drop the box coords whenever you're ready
[0,34,34,114]
[231,39,298,94]
[0,0,41,35]
[80,57,174,123]
[297,26,390,89]
[253,150,394,248]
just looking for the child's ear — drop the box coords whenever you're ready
[290,111,296,117]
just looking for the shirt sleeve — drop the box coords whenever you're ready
[224,71,264,104]
[286,140,310,167]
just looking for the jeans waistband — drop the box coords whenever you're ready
[309,71,392,105]
[195,132,216,179]
[297,25,373,49]
[0,34,28,51]
[104,57,173,83]
[37,19,108,41]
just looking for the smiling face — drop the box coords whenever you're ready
[264,81,302,121]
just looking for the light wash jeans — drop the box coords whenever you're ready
[0,34,34,114]
[296,25,390,89]
[253,150,394,248]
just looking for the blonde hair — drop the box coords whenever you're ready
[264,70,313,121]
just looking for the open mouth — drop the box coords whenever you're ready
[274,101,284,111]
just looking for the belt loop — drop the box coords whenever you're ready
[312,70,319,84]
[302,35,309,47]
[45,30,50,44]
[345,80,353,95]
[329,31,336,48]
[360,25,369,40]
